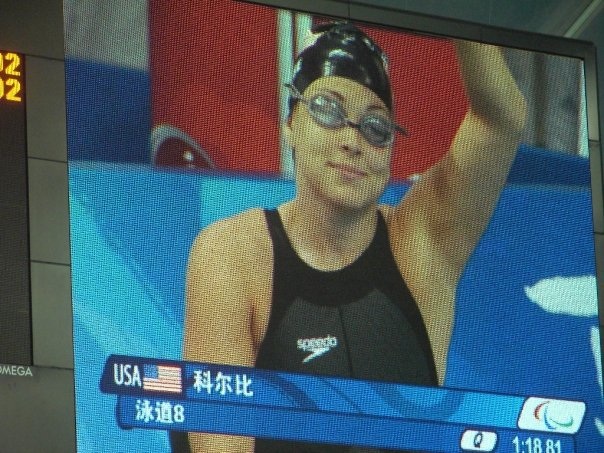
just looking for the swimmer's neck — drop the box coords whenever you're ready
[278,198,378,271]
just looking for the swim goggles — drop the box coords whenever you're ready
[286,83,407,148]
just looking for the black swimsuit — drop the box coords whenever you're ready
[254,209,437,452]
[171,209,438,453]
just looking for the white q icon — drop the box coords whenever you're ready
[461,430,497,451]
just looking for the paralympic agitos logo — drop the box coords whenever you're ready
[534,400,575,430]
[518,396,585,434]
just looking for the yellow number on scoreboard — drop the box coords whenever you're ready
[4,53,21,76]
[0,52,23,102]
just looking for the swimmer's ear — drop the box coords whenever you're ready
[282,121,294,147]
[281,123,296,164]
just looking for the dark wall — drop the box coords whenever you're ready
[0,0,75,452]
[0,74,30,365]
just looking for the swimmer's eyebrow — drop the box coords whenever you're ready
[319,89,390,115]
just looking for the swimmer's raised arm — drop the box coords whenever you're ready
[183,209,272,452]
[389,40,526,280]
[441,40,527,261]
[385,40,527,383]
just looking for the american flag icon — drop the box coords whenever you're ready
[143,364,182,394]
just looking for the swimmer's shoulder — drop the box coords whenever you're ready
[189,208,272,276]
[195,207,269,243]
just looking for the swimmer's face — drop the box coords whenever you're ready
[285,76,393,211]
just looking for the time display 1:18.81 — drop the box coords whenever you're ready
[512,435,562,453]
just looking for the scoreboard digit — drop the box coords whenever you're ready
[0,51,23,102]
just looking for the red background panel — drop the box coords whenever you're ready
[149,0,468,179]
[150,0,281,174]
[370,28,469,176]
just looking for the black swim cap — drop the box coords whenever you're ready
[289,22,392,116]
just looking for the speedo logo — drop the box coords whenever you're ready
[297,335,338,363]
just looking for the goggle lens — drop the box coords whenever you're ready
[358,113,395,148]
[308,95,347,128]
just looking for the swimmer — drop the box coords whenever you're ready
[180,21,526,452]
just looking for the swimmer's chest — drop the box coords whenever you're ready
[255,290,434,385]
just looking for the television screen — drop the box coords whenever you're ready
[66,0,603,451]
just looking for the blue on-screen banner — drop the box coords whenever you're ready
[101,355,581,452]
